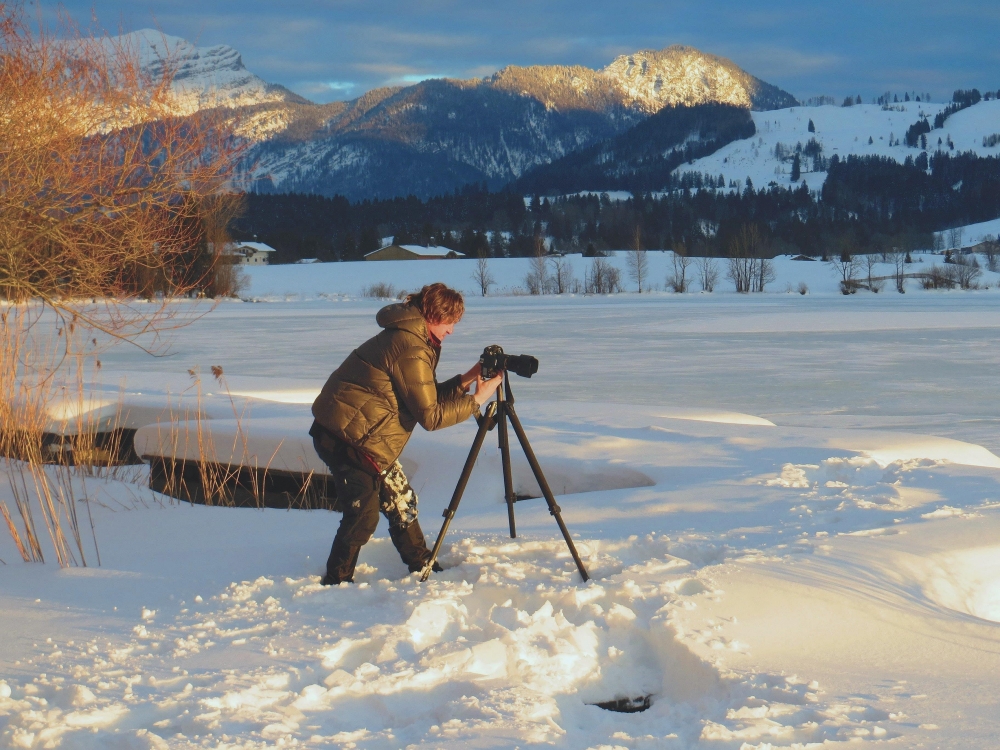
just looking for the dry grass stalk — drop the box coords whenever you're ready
[1,500,30,562]
[0,308,112,566]
[151,366,282,508]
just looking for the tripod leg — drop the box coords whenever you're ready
[496,397,517,538]
[420,412,492,582]
[505,405,590,582]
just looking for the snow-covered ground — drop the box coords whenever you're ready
[241,249,998,301]
[4,259,1000,748]
[676,100,1000,192]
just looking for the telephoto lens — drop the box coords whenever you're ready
[479,345,539,379]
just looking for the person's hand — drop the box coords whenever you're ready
[473,372,503,406]
[461,362,482,390]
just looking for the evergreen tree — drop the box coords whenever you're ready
[808,119,816,133]
[791,154,801,182]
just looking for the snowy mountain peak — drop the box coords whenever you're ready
[487,45,796,116]
[601,45,798,112]
[114,29,296,115]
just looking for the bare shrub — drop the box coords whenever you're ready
[0,5,242,337]
[362,282,397,298]
[696,256,719,292]
[726,225,772,293]
[586,257,622,294]
[921,265,958,289]
[981,235,999,272]
[951,254,982,289]
[798,281,809,295]
[549,255,574,294]
[667,246,692,293]
[828,254,861,294]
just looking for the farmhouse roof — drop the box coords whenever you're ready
[235,241,276,253]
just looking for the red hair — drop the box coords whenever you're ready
[406,283,464,324]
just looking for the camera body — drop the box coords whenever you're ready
[480,345,539,380]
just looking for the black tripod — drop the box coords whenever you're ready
[420,375,590,582]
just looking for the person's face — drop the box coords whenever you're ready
[426,318,458,341]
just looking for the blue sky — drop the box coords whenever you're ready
[52,0,1000,104]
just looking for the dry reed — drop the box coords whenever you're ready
[0,306,111,566]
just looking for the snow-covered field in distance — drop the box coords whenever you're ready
[680,99,1000,192]
[4,266,1000,747]
[242,249,999,301]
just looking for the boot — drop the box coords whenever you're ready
[324,542,361,584]
[389,520,442,572]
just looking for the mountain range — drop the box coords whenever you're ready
[125,31,798,200]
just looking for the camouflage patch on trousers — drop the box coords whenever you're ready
[380,461,418,529]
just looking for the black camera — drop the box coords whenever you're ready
[480,345,539,380]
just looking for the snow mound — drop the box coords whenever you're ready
[823,430,1000,469]
[656,408,775,426]
[920,546,1000,623]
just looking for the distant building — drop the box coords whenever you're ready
[364,244,465,261]
[231,241,276,265]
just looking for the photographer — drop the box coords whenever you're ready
[309,283,502,585]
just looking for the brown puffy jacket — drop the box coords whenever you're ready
[311,303,478,470]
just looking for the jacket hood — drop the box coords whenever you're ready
[376,303,427,337]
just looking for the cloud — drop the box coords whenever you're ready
[47,0,1000,103]
[292,80,357,97]
[738,46,844,77]
[344,25,480,50]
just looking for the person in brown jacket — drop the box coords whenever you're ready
[310,283,502,584]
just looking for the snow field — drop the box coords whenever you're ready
[4,283,1000,746]
[243,250,1000,301]
[677,100,1000,192]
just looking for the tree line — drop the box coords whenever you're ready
[235,151,1000,262]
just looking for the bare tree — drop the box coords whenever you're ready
[625,226,648,292]
[755,256,776,293]
[890,251,907,293]
[948,226,964,251]
[863,254,884,292]
[726,225,769,293]
[696,256,719,292]
[828,254,861,294]
[472,250,495,296]
[667,244,692,292]
[586,257,622,294]
[524,236,549,294]
[549,255,573,294]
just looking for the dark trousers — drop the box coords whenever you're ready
[311,422,431,582]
